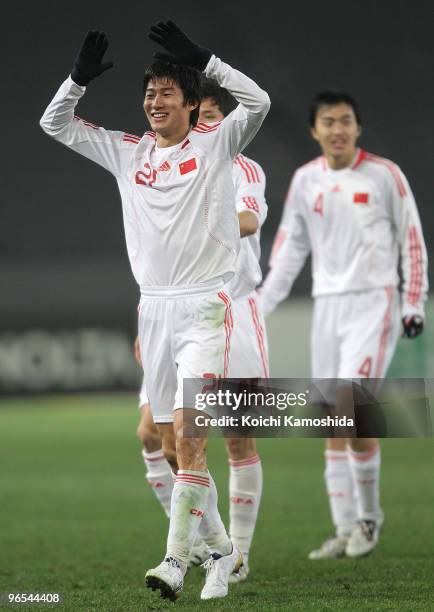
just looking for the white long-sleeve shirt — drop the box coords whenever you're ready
[261,149,428,318]
[230,154,267,298]
[40,56,270,291]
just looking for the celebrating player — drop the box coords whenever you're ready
[136,79,268,583]
[261,91,428,558]
[40,23,270,600]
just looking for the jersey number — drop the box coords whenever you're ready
[201,372,222,394]
[358,357,372,378]
[135,163,157,188]
[313,193,324,216]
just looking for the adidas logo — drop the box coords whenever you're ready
[330,184,341,192]
[158,161,171,172]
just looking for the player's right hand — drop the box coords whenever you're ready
[402,315,424,339]
[134,336,142,367]
[71,31,114,86]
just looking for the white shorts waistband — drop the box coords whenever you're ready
[140,277,227,298]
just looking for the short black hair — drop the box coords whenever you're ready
[200,77,237,117]
[309,91,362,127]
[143,62,201,127]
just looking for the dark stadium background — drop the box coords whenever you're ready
[1,0,433,393]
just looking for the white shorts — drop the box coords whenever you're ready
[311,287,401,403]
[138,284,233,424]
[138,290,269,412]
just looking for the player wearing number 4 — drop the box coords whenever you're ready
[136,80,268,584]
[40,23,270,601]
[261,92,428,558]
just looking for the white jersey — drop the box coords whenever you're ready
[229,154,267,298]
[40,56,270,292]
[262,149,428,318]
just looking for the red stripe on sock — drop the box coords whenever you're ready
[349,445,380,462]
[176,478,210,488]
[143,453,165,462]
[325,452,348,461]
[229,454,260,468]
[176,475,210,487]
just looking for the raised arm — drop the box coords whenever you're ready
[204,56,270,157]
[148,20,270,158]
[40,31,130,177]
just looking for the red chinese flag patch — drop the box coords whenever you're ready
[179,158,197,175]
[353,192,369,204]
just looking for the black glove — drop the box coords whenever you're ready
[402,315,424,339]
[148,21,212,71]
[71,31,114,86]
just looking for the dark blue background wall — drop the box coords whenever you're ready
[2,0,432,328]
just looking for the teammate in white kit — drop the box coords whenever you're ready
[136,79,268,584]
[40,23,270,601]
[261,91,428,559]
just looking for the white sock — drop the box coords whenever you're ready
[229,454,263,556]
[348,445,382,522]
[142,449,173,519]
[324,450,357,537]
[199,472,232,556]
[166,470,209,571]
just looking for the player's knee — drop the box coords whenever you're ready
[172,410,207,469]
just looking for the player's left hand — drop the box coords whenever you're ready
[402,315,424,339]
[148,21,211,71]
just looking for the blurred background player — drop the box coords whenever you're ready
[261,91,428,558]
[40,23,270,601]
[135,78,269,583]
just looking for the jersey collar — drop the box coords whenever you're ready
[321,148,366,173]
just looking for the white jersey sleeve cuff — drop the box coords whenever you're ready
[67,74,87,93]
[204,54,218,76]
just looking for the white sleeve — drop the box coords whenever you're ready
[390,167,429,318]
[260,173,311,317]
[205,55,270,159]
[40,76,133,177]
[234,159,268,227]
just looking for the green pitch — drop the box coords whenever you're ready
[0,395,433,611]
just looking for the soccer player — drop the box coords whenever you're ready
[40,23,269,600]
[261,91,428,558]
[136,79,268,583]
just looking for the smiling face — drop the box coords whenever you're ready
[143,77,198,145]
[310,103,361,169]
